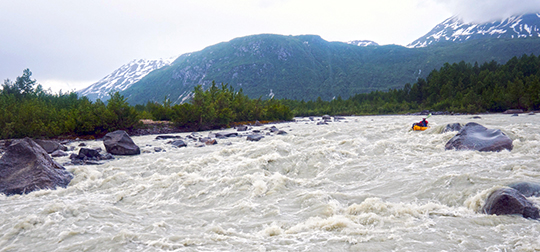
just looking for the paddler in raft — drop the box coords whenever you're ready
[412,118,428,130]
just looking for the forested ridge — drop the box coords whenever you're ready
[284,54,540,116]
[121,35,540,104]
[2,54,539,139]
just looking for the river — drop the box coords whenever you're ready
[1,114,539,251]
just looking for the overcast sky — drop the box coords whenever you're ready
[1,0,539,92]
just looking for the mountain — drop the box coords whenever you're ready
[77,58,175,101]
[79,13,540,105]
[120,33,540,105]
[121,34,430,104]
[408,12,540,48]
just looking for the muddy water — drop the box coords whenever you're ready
[1,114,540,251]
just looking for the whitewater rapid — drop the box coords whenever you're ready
[1,114,540,251]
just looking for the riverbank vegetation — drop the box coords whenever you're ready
[138,82,293,131]
[0,69,140,139]
[0,72,292,139]
[2,54,539,139]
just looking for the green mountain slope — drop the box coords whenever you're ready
[122,34,540,105]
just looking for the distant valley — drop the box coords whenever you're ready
[78,13,540,105]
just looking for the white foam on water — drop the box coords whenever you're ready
[2,114,540,250]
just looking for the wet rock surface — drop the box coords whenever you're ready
[103,130,141,155]
[509,182,540,197]
[34,139,68,154]
[67,147,114,165]
[169,140,187,148]
[0,138,73,196]
[247,134,264,142]
[445,122,513,152]
[442,123,463,133]
[482,188,540,219]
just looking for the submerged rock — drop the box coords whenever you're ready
[103,130,141,155]
[509,182,540,197]
[51,150,69,157]
[215,132,238,138]
[155,135,182,140]
[0,138,73,196]
[442,123,462,133]
[67,147,114,165]
[482,188,540,219]
[503,109,524,114]
[269,126,279,133]
[205,139,217,145]
[445,122,513,152]
[236,125,248,131]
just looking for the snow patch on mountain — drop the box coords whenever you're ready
[408,13,540,48]
[78,57,175,101]
[347,40,379,47]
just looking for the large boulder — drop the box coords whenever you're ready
[482,188,540,219]
[0,138,73,196]
[103,130,140,155]
[445,122,513,152]
[34,139,68,154]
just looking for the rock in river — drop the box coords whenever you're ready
[482,188,540,219]
[68,147,114,165]
[442,123,462,133]
[170,140,187,148]
[0,138,73,196]
[34,139,68,154]
[445,122,513,152]
[103,130,141,155]
[509,182,540,197]
[247,134,264,142]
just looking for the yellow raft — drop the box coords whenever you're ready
[412,125,429,131]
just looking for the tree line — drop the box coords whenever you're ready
[283,54,540,116]
[0,69,139,139]
[0,71,292,139]
[3,54,539,139]
[137,81,293,131]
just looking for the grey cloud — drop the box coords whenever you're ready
[434,0,540,23]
